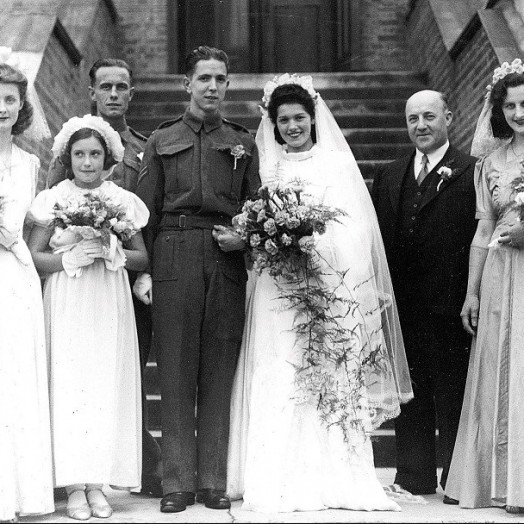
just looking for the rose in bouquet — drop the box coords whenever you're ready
[233,180,345,277]
[51,192,138,248]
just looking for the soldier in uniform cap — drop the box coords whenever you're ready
[134,46,260,514]
[47,58,163,498]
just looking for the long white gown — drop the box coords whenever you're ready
[29,179,148,489]
[227,145,401,513]
[0,143,54,520]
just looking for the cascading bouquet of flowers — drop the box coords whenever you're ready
[234,180,388,443]
[233,179,343,277]
[51,192,138,247]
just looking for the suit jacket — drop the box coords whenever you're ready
[371,145,477,318]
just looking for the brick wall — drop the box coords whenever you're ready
[360,0,412,70]
[407,0,499,154]
[112,0,169,75]
[113,0,411,73]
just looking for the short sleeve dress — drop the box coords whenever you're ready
[446,142,524,508]
[29,179,149,489]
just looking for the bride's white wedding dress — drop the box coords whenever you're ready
[227,145,402,513]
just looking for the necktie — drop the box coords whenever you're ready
[417,154,429,185]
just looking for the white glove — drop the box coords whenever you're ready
[133,272,152,305]
[9,241,32,267]
[62,240,103,277]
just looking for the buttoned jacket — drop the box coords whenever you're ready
[371,145,477,317]
[136,108,260,256]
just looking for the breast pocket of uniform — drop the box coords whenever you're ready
[157,142,194,192]
[210,143,251,200]
[152,231,180,281]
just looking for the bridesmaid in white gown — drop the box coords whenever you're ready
[227,75,413,513]
[0,52,54,521]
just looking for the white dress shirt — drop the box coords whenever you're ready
[414,141,450,180]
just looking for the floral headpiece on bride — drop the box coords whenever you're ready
[261,73,318,112]
[51,114,125,162]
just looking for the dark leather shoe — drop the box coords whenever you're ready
[131,476,163,498]
[160,492,195,513]
[196,489,231,510]
[443,495,459,505]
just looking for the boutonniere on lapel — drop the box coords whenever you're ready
[218,144,247,170]
[230,144,247,170]
[137,152,144,162]
[436,160,459,191]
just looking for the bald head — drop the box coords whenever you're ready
[405,90,452,154]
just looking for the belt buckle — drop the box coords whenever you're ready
[178,214,187,228]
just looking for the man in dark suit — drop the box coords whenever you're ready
[371,90,477,497]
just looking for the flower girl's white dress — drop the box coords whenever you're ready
[227,146,401,513]
[0,144,54,520]
[29,179,148,489]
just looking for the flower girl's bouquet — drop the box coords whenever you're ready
[51,192,138,254]
[233,180,344,278]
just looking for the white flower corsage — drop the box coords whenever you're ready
[137,152,144,162]
[436,162,458,191]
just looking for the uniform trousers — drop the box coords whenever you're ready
[394,310,471,492]
[152,227,246,494]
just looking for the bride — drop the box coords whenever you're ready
[226,74,413,513]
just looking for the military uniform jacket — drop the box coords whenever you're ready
[46,125,146,193]
[136,108,260,255]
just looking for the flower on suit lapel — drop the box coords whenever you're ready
[436,159,458,191]
[217,144,247,170]
[230,144,246,169]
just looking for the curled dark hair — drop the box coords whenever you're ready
[89,58,133,86]
[184,46,230,77]
[61,128,116,178]
[267,83,316,145]
[0,63,33,135]
[490,72,524,138]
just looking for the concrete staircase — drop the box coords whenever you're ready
[130,71,427,467]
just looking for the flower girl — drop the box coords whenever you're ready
[28,114,149,520]
[0,48,54,523]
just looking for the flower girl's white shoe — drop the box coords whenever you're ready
[86,488,113,518]
[66,489,92,521]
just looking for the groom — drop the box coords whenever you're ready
[135,46,260,513]
[371,90,477,497]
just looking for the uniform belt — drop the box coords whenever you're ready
[161,213,231,230]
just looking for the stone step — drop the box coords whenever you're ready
[133,71,425,91]
[129,98,409,117]
[130,113,408,137]
[132,85,422,104]
[146,429,443,468]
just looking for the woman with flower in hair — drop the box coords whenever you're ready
[445,59,524,512]
[28,114,149,520]
[0,48,54,522]
[226,76,413,513]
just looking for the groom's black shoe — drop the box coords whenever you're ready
[160,492,195,513]
[196,489,231,510]
[443,495,459,505]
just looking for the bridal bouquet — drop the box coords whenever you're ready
[233,180,344,277]
[51,192,138,246]
[235,181,387,444]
